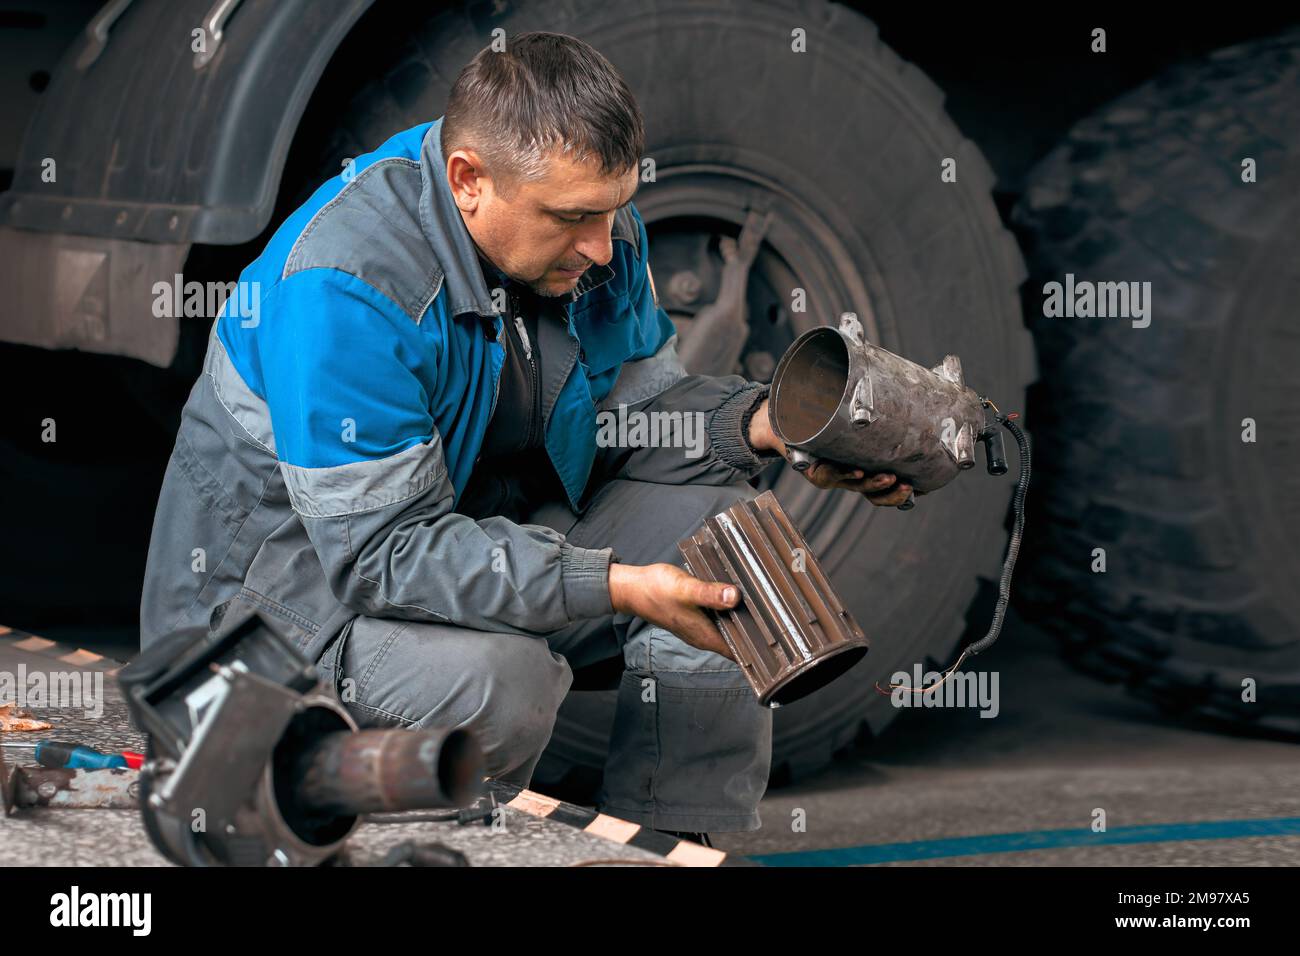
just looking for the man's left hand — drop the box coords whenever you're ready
[798,460,914,506]
[747,396,917,507]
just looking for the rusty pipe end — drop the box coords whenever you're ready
[290,724,484,820]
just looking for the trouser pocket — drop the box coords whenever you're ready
[315,617,357,703]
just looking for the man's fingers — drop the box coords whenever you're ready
[866,482,913,506]
[676,610,736,661]
[661,564,737,610]
[831,472,900,495]
[800,460,918,505]
[689,577,740,610]
[809,462,897,491]
[842,472,897,493]
[811,461,859,483]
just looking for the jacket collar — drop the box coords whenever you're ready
[418,117,621,317]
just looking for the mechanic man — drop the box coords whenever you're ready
[139,31,911,839]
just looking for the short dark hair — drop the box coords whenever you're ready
[441,31,645,195]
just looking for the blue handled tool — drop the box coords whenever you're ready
[34,740,135,770]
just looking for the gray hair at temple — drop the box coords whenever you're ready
[440,31,645,196]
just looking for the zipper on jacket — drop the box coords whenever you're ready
[488,361,502,422]
[478,317,504,466]
[514,313,533,364]
[510,289,543,450]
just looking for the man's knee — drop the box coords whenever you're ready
[557,478,760,569]
[457,635,573,771]
[671,480,759,533]
[623,623,751,690]
[335,618,572,777]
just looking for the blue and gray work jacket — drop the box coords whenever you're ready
[139,117,780,664]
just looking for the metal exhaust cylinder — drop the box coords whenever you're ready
[769,313,989,495]
[290,725,483,818]
[679,491,869,707]
[140,687,484,868]
[121,595,485,867]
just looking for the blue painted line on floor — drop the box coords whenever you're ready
[750,817,1300,866]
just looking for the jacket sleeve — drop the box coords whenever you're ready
[260,268,614,635]
[590,208,787,487]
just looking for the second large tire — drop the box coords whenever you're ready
[1012,28,1300,736]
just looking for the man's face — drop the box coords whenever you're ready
[447,147,640,298]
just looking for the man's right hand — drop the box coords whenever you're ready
[608,562,739,661]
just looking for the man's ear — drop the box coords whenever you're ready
[447,150,488,210]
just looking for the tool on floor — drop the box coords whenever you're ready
[118,593,485,867]
[0,746,15,815]
[1,743,139,811]
[17,767,139,809]
[1,739,145,770]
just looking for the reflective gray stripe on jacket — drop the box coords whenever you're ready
[139,154,779,663]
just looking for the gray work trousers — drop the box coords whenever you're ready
[315,477,772,832]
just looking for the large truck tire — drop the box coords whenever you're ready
[1012,29,1300,737]
[288,0,1034,792]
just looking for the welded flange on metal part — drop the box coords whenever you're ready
[679,491,869,708]
[768,312,1003,510]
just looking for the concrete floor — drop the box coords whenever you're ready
[0,630,678,867]
[707,611,1300,865]
[4,613,1297,866]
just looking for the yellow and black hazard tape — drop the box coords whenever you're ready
[486,779,754,867]
[0,625,125,675]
